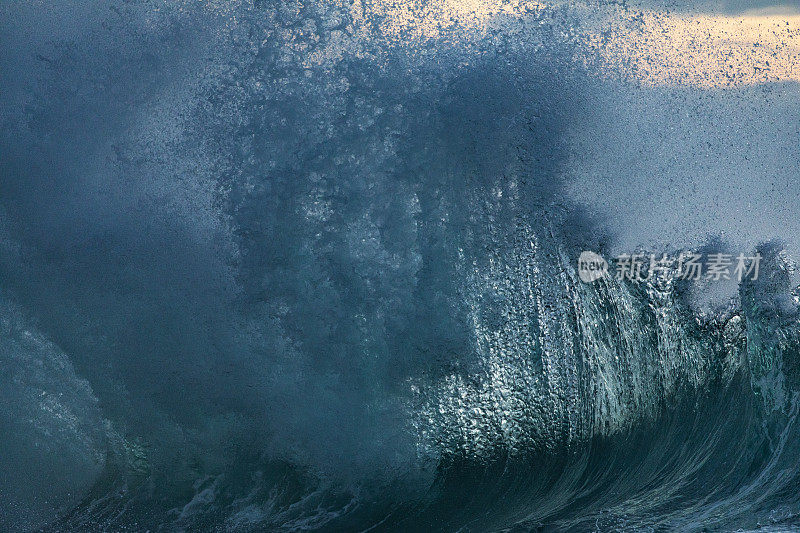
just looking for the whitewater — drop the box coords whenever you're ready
[1,0,800,531]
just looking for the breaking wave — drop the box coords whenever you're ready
[1,1,800,531]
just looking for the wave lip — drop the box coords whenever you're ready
[2,0,800,531]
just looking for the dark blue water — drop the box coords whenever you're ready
[2,1,800,531]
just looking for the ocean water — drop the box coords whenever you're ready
[2,1,800,531]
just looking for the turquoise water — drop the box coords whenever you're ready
[1,1,800,531]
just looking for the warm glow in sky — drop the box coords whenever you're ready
[327,0,800,88]
[587,12,800,88]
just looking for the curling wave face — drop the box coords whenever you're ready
[1,0,800,531]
